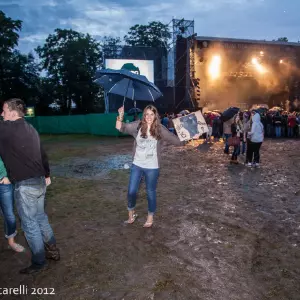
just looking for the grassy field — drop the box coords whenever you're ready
[0,135,300,300]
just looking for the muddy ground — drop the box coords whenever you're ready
[1,135,300,300]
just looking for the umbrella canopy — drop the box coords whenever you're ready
[221,107,240,122]
[94,74,123,90]
[179,110,190,116]
[95,69,163,104]
[127,107,142,116]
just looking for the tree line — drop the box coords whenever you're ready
[0,11,171,115]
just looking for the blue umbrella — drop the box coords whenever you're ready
[95,69,163,105]
[94,73,123,89]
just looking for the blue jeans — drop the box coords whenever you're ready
[15,177,56,267]
[275,126,281,137]
[232,144,240,159]
[0,184,17,239]
[128,164,159,215]
[237,140,246,155]
[288,127,294,137]
[224,134,232,153]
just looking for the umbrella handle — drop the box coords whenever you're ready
[123,79,131,107]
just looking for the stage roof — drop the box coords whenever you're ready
[196,36,300,47]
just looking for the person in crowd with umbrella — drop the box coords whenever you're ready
[273,111,282,138]
[229,115,241,164]
[161,113,169,128]
[222,107,239,154]
[168,113,176,134]
[237,112,246,155]
[115,105,195,228]
[234,113,244,157]
[246,111,264,167]
[288,112,297,138]
[212,113,222,141]
[223,117,235,154]
[266,112,274,137]
[204,112,216,143]
[243,111,251,163]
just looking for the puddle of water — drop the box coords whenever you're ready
[51,154,132,179]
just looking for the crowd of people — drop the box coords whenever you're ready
[261,110,300,138]
[159,106,300,167]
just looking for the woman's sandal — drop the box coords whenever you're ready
[8,243,25,253]
[124,213,138,224]
[143,221,153,228]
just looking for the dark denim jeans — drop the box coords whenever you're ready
[266,124,273,137]
[275,126,281,138]
[232,144,240,158]
[15,177,56,267]
[127,164,159,215]
[288,127,294,137]
[224,134,232,153]
[0,183,17,239]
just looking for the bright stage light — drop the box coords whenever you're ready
[251,57,267,74]
[260,51,264,56]
[280,59,283,64]
[209,55,221,80]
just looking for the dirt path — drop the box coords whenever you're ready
[0,136,300,300]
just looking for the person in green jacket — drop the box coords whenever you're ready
[0,157,25,252]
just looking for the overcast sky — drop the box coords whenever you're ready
[1,0,299,54]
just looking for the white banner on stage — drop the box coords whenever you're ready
[173,111,209,141]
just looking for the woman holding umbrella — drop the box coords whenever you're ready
[116,105,194,227]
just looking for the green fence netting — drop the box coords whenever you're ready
[25,114,137,136]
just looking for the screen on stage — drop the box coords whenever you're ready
[105,59,154,83]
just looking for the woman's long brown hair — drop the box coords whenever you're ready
[139,105,161,140]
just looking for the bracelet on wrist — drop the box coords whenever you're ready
[117,116,123,121]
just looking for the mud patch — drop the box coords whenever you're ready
[51,154,132,179]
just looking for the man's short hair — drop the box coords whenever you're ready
[4,98,26,117]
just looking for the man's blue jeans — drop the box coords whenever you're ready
[15,177,56,267]
[128,164,159,215]
[0,183,17,239]
[275,126,281,137]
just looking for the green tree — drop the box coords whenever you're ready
[100,36,123,60]
[124,21,171,48]
[0,50,40,103]
[0,11,23,100]
[277,37,288,42]
[0,10,22,53]
[36,29,103,114]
